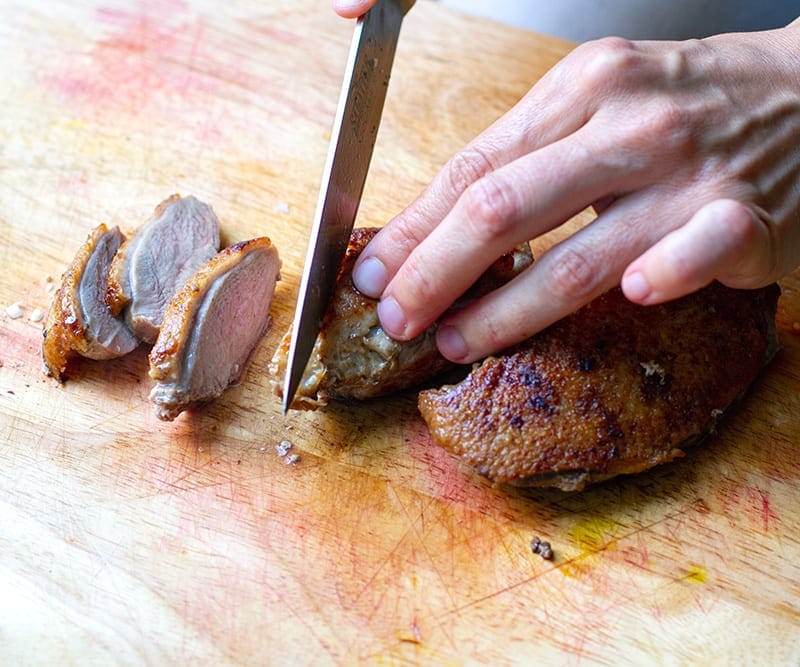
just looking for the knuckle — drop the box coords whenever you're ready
[462,176,520,240]
[718,201,780,284]
[400,251,439,306]
[384,218,425,256]
[544,243,603,303]
[443,147,496,196]
[459,301,519,358]
[476,310,509,353]
[658,242,693,279]
[574,37,639,93]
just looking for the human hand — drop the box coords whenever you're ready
[351,22,800,363]
[333,0,377,19]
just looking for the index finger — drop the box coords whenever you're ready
[351,57,597,299]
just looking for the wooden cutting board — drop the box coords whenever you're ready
[1,1,799,663]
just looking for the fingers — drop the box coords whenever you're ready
[370,120,668,341]
[351,49,605,299]
[432,195,652,362]
[352,38,680,305]
[332,0,376,18]
[621,198,778,305]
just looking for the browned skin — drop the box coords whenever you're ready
[149,237,281,420]
[418,283,781,491]
[42,224,137,380]
[271,227,533,409]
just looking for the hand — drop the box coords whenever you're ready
[333,0,377,19]
[351,21,800,363]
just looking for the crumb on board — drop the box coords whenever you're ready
[275,201,290,214]
[29,308,44,323]
[275,440,300,465]
[275,440,292,457]
[531,536,554,561]
[5,302,23,319]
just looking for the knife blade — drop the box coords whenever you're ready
[281,0,415,413]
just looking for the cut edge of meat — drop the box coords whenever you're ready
[42,224,139,381]
[149,236,281,421]
[271,227,535,410]
[106,194,221,344]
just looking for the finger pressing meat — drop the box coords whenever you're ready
[270,227,534,410]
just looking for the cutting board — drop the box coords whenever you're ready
[1,1,799,664]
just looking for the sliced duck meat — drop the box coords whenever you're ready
[149,237,281,421]
[42,224,139,380]
[417,282,781,491]
[106,194,221,343]
[270,227,533,410]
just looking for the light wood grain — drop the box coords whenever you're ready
[1,1,799,664]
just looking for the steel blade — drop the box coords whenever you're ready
[282,0,415,413]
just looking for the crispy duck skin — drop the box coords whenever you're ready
[418,282,781,491]
[149,237,281,421]
[106,194,221,343]
[271,227,533,409]
[42,224,139,380]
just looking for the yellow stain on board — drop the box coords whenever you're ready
[571,517,619,552]
[560,517,619,578]
[683,565,708,584]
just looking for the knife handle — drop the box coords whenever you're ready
[397,0,416,16]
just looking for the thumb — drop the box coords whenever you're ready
[621,198,778,305]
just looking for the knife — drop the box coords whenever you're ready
[281,0,416,413]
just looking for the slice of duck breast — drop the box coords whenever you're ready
[148,237,281,421]
[417,282,781,491]
[270,227,533,410]
[42,224,140,380]
[106,194,221,343]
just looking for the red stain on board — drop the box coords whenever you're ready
[400,411,508,516]
[716,477,780,532]
[42,1,224,115]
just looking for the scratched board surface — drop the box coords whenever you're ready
[1,0,799,664]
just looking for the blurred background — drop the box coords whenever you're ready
[438,0,800,41]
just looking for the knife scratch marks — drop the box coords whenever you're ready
[436,500,716,620]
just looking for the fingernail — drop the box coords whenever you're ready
[353,257,388,298]
[378,297,407,338]
[622,271,651,302]
[437,324,469,362]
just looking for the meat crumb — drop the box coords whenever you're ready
[531,536,554,561]
[5,302,23,319]
[275,440,292,457]
[273,440,300,464]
